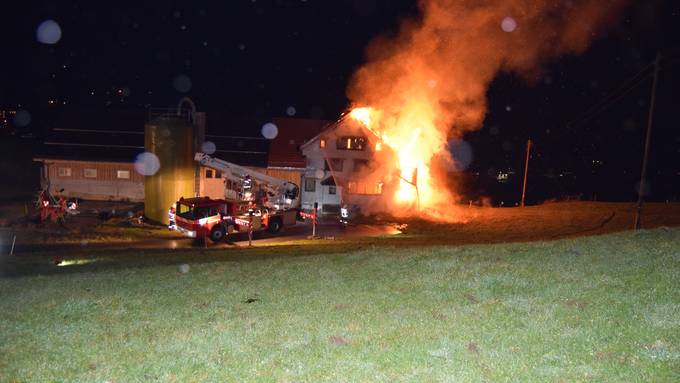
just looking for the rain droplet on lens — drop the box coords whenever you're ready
[36,19,62,44]
[201,141,216,154]
[134,152,161,176]
[501,17,517,32]
[261,123,278,139]
[172,75,192,93]
[13,110,31,127]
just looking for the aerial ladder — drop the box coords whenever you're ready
[194,152,300,211]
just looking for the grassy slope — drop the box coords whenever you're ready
[1,228,679,382]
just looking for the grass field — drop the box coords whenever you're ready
[1,227,679,382]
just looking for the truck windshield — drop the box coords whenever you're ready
[176,204,216,220]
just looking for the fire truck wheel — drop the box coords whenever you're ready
[267,218,282,234]
[209,225,227,243]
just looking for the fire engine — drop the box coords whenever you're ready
[37,185,79,223]
[169,153,300,243]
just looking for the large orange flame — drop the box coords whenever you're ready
[344,0,628,221]
[349,104,452,213]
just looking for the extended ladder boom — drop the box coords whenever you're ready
[194,152,299,210]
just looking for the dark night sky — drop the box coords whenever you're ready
[1,0,679,200]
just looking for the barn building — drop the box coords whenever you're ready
[33,109,328,217]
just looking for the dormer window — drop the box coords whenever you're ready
[337,136,366,151]
[319,138,326,149]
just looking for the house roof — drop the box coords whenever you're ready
[299,114,379,152]
[267,117,332,168]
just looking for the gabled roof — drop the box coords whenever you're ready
[299,114,379,152]
[267,117,332,168]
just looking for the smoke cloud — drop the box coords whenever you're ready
[344,0,628,216]
[349,0,628,135]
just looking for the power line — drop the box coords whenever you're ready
[567,71,653,128]
[567,61,655,128]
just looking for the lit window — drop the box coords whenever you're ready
[319,138,326,149]
[328,185,336,195]
[83,168,97,178]
[206,169,213,178]
[116,170,130,179]
[57,167,72,177]
[304,178,316,192]
[375,142,382,151]
[337,136,367,150]
[346,181,383,195]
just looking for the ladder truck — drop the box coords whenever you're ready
[169,153,300,243]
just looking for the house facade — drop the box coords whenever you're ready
[299,118,386,214]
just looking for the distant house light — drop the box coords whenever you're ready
[319,138,326,149]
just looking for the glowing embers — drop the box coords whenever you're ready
[349,107,372,127]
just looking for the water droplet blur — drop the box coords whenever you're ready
[505,105,512,112]
[178,264,190,274]
[315,169,325,179]
[201,141,216,154]
[13,110,31,127]
[286,106,297,116]
[501,17,517,33]
[134,152,161,176]
[261,122,278,139]
[448,139,473,171]
[36,20,62,44]
[427,79,437,88]
[173,75,192,93]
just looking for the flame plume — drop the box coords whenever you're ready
[345,0,628,219]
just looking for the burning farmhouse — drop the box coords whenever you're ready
[301,0,629,221]
[300,106,459,221]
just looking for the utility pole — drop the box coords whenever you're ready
[634,52,662,231]
[521,139,532,207]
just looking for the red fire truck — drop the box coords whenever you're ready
[169,153,300,243]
